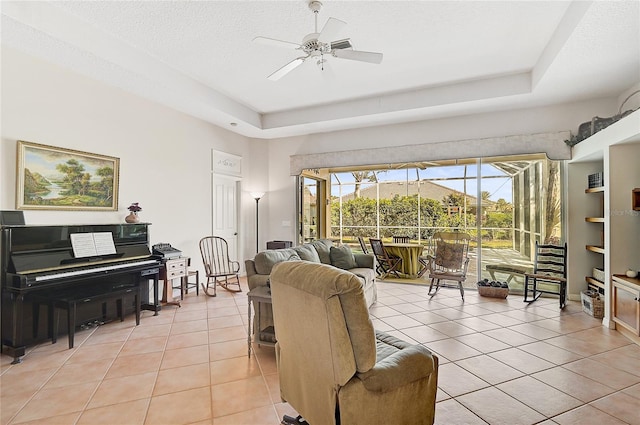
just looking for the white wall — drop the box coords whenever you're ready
[0,47,263,271]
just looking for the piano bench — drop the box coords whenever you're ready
[33,285,141,349]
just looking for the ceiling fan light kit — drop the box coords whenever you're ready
[254,0,383,81]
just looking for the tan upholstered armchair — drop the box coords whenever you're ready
[270,261,439,425]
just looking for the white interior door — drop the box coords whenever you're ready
[212,174,239,263]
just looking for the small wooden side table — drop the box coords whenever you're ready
[247,285,275,357]
[159,257,188,307]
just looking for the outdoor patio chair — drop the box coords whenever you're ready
[369,238,402,279]
[523,242,567,308]
[358,236,370,254]
[421,232,471,300]
[392,235,410,243]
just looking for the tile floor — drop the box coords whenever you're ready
[1,278,639,425]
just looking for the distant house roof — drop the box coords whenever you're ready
[338,180,494,207]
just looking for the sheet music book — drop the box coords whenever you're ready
[70,232,117,258]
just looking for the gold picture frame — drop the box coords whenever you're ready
[16,140,120,211]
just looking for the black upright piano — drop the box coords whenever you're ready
[1,223,161,363]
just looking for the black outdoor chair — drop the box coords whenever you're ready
[369,238,402,279]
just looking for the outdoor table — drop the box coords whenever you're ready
[384,243,425,278]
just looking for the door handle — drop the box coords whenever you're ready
[234,232,238,235]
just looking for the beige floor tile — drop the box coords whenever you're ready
[11,411,81,425]
[480,312,524,327]
[531,367,616,402]
[82,326,133,346]
[482,328,538,346]
[380,314,425,329]
[170,318,209,335]
[210,356,261,385]
[508,322,561,340]
[11,381,99,423]
[456,354,523,385]
[496,376,582,417]
[146,386,212,425]
[436,363,490,397]
[428,307,472,321]
[208,326,247,344]
[429,321,476,337]
[457,386,546,425]
[153,362,211,396]
[65,342,123,364]
[1,390,36,424]
[0,367,58,397]
[590,348,640,377]
[128,323,172,340]
[120,336,168,356]
[388,302,426,314]
[589,391,640,424]
[208,306,241,318]
[208,315,245,331]
[488,347,555,374]
[369,305,404,318]
[455,333,511,353]
[211,375,272,418]
[78,398,150,425]
[165,329,209,350]
[161,344,210,369]
[209,339,248,361]
[545,335,615,357]
[427,338,483,361]
[552,404,628,425]
[562,358,640,390]
[406,311,450,325]
[399,325,449,343]
[173,309,209,323]
[254,348,278,375]
[263,372,281,403]
[87,371,156,409]
[105,351,163,379]
[453,316,502,332]
[42,359,111,389]
[435,399,486,425]
[214,404,281,425]
[623,382,640,400]
[518,341,583,365]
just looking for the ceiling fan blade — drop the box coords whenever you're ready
[267,57,306,81]
[253,36,301,49]
[333,49,383,64]
[330,38,353,50]
[317,17,347,43]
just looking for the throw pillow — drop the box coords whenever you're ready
[293,244,321,263]
[311,240,332,264]
[330,245,357,270]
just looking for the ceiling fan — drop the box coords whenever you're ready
[253,1,383,81]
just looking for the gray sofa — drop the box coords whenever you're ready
[245,239,377,338]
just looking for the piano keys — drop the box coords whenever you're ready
[1,223,161,363]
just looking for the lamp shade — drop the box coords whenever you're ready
[251,192,265,200]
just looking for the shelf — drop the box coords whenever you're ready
[586,276,605,290]
[585,217,605,223]
[585,186,605,193]
[586,245,605,254]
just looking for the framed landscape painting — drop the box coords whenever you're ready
[16,141,120,210]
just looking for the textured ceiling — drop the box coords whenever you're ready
[2,1,639,138]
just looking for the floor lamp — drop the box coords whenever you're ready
[251,192,264,253]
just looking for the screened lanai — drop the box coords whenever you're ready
[299,153,564,291]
